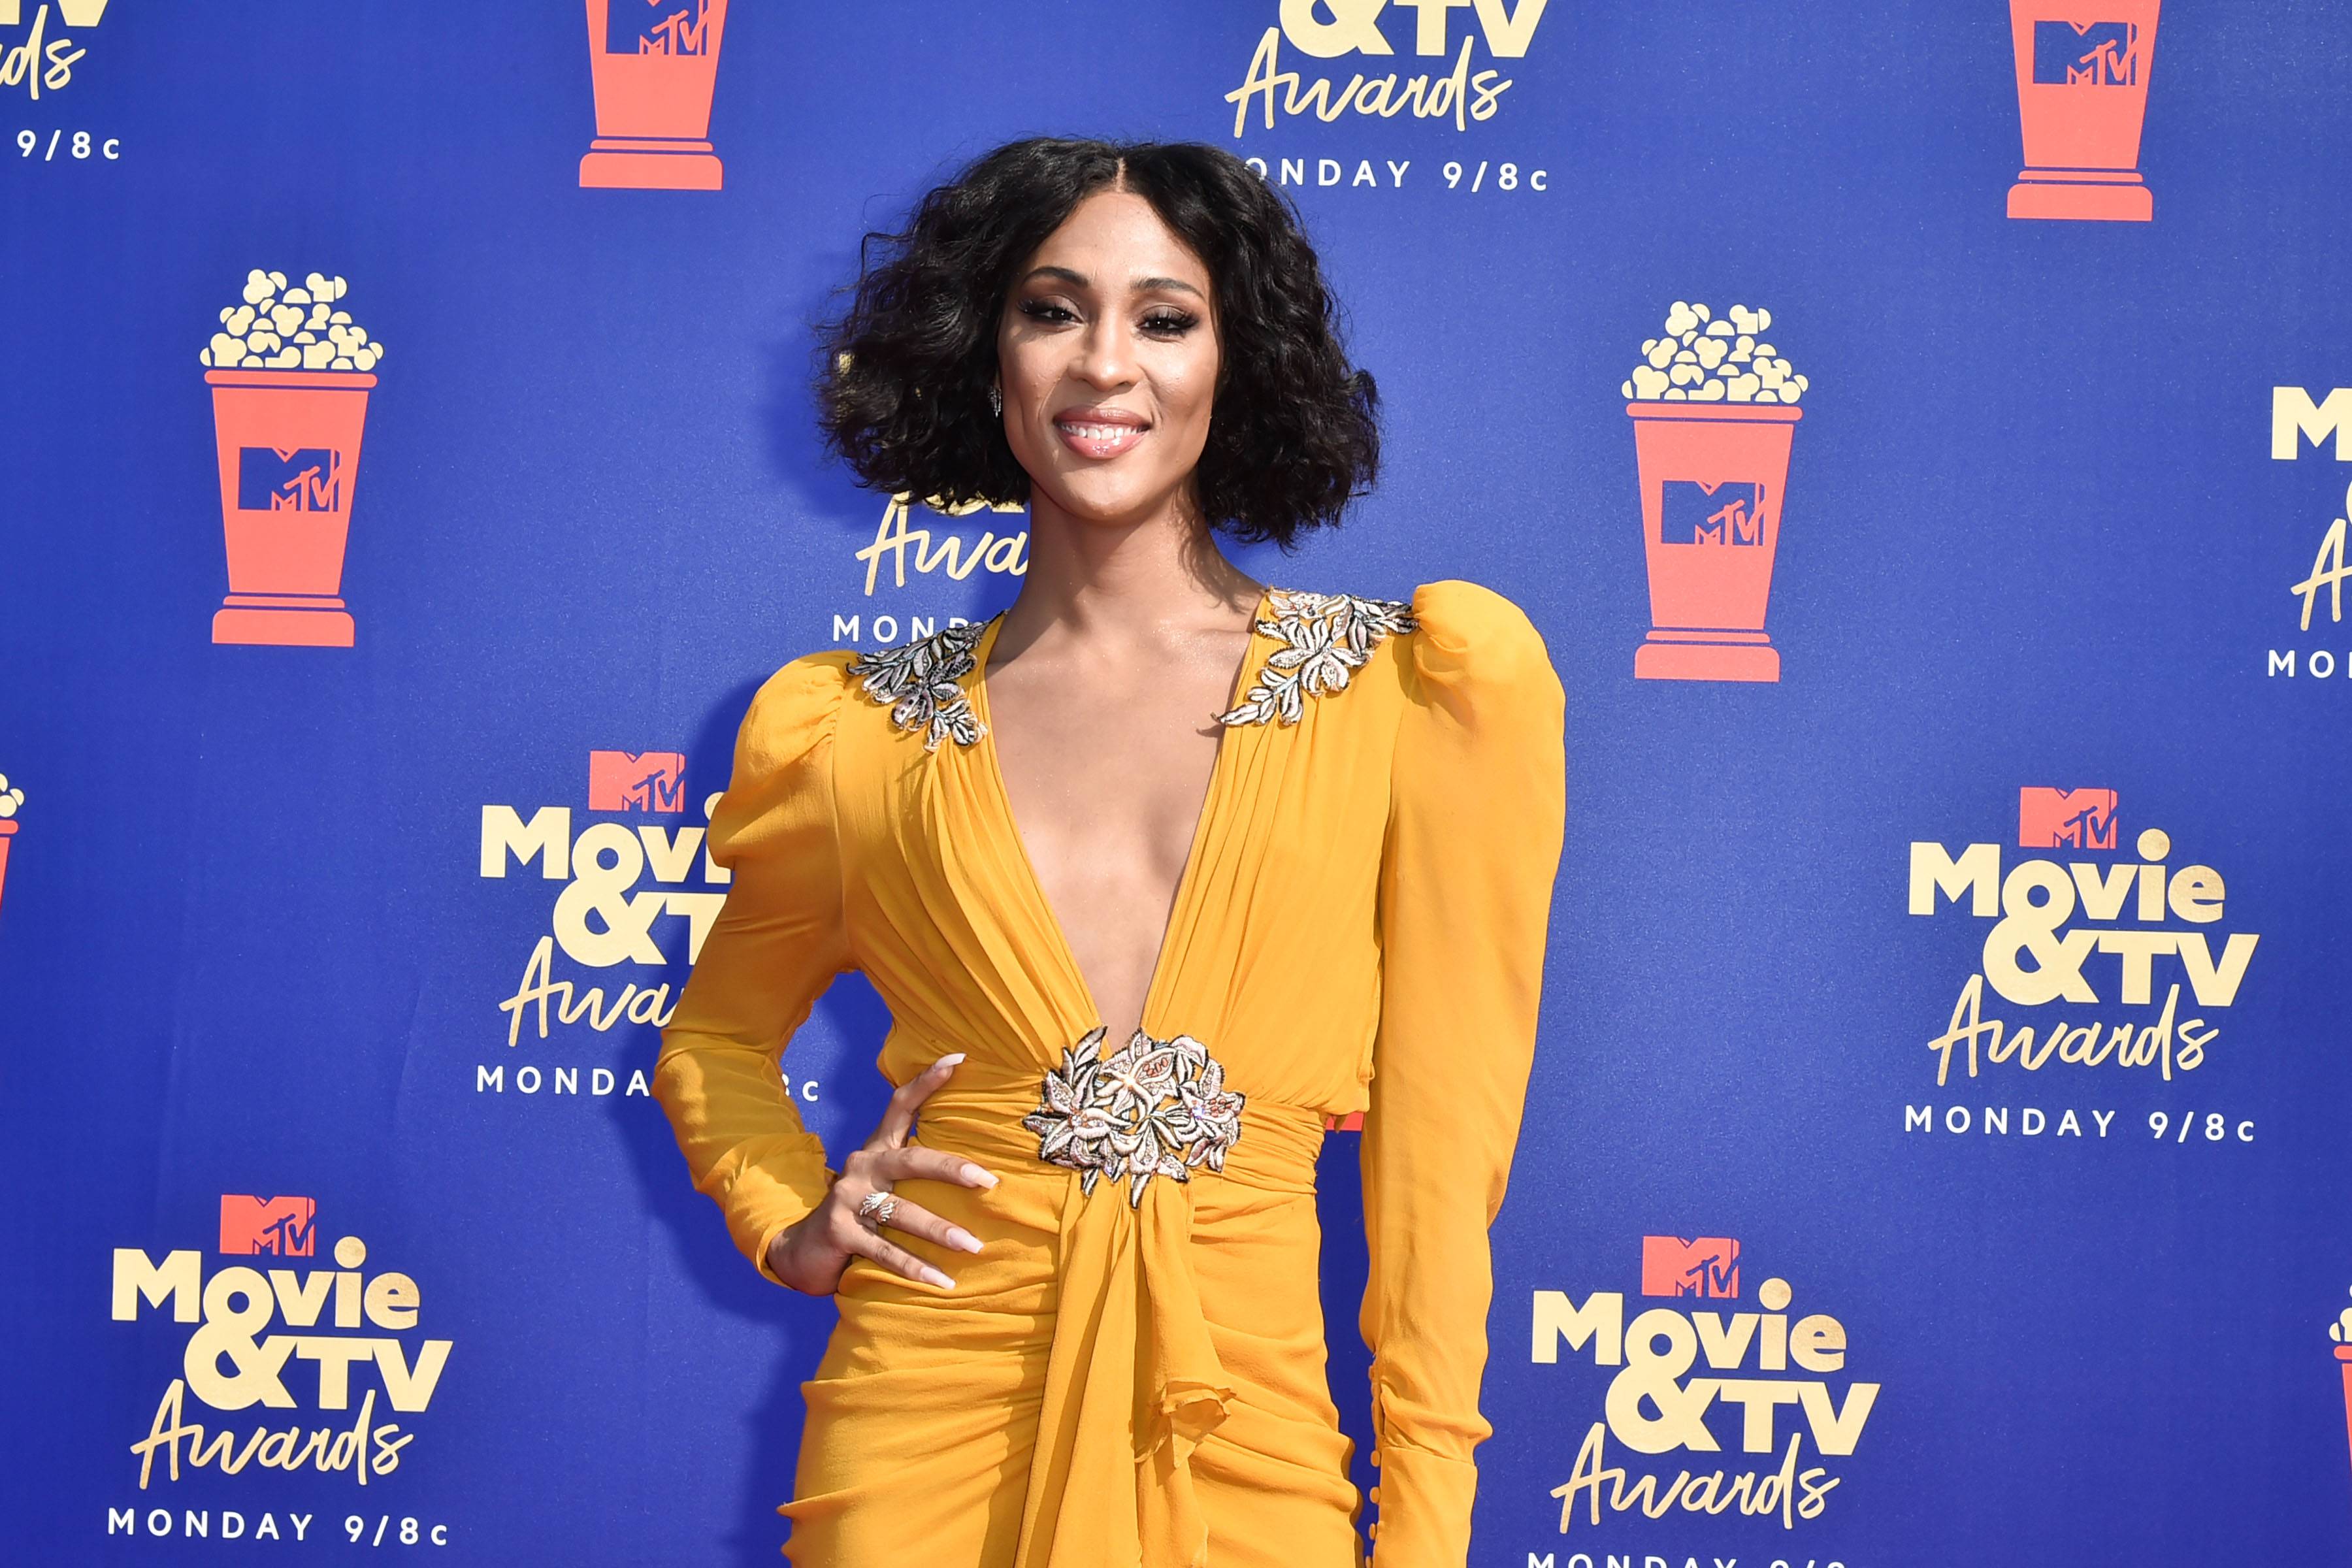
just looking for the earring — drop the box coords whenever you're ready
[988,383,1002,417]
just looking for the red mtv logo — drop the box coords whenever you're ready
[1642,1235,1740,1298]
[2019,787,2118,849]
[220,1195,318,1256]
[589,751,686,813]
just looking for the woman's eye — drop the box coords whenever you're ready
[1143,312,1198,336]
[1018,299,1076,323]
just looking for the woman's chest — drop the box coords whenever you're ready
[830,651,1404,1091]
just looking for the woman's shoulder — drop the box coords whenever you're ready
[1233,578,1556,723]
[1396,579,1561,701]
[730,647,864,775]
[745,644,861,715]
[704,649,864,862]
[1402,578,1547,658]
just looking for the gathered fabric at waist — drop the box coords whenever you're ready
[868,1041,1330,1567]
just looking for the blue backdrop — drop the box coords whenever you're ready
[5,2,2350,1563]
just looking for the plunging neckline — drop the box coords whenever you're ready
[966,585,1273,1045]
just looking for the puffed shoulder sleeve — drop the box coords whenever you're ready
[654,651,858,1286]
[1360,580,1567,1565]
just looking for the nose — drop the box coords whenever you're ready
[1069,313,1138,390]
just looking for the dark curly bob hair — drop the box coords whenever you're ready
[814,137,1379,551]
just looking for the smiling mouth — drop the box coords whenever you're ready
[1053,416,1150,459]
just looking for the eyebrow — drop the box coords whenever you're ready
[1019,265,1205,301]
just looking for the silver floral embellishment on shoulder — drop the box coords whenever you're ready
[845,617,993,751]
[1022,1026,1247,1205]
[1216,587,1417,727]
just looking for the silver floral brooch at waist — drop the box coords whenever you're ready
[1022,1026,1247,1205]
[1217,588,1416,728]
[845,617,993,751]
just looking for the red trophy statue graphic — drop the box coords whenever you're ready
[580,0,730,191]
[2007,1,2163,221]
[2332,1294,2352,1496]
[199,270,384,647]
[0,774,20,924]
[1621,302,1808,683]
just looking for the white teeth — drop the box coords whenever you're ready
[1061,422,1139,441]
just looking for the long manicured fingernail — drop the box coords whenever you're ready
[923,1267,956,1290]
[948,1228,983,1254]
[936,1053,966,1071]
[963,1164,998,1188]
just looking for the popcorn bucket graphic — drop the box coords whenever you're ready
[2338,1347,2352,1489]
[1627,403,1801,682]
[2007,0,2162,221]
[0,775,22,919]
[580,0,730,191]
[204,368,376,647]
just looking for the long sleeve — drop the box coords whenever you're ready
[1360,580,1567,1565]
[653,651,858,1285]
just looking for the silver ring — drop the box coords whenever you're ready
[855,1190,898,1230]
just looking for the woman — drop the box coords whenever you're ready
[653,136,1566,1567]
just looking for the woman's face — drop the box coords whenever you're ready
[994,188,1222,529]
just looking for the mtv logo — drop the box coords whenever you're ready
[220,1194,318,1257]
[237,446,343,514]
[2019,787,2119,849]
[610,0,713,54]
[1661,481,1767,547]
[1642,1235,1740,1298]
[589,750,687,813]
[2033,20,2138,86]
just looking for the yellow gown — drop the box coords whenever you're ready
[653,578,1566,1567]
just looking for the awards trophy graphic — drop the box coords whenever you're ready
[0,774,20,925]
[2007,1,2163,221]
[2340,1341,2352,1494]
[580,0,731,191]
[1620,302,1808,683]
[2331,1294,2352,1497]
[199,270,384,648]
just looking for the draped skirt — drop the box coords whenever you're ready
[778,1070,1365,1568]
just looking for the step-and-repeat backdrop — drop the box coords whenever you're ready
[5,2,2349,1563]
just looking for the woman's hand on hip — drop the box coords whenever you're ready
[764,1053,998,1295]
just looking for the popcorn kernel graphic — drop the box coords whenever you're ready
[201,271,382,373]
[200,270,384,648]
[1620,301,1808,406]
